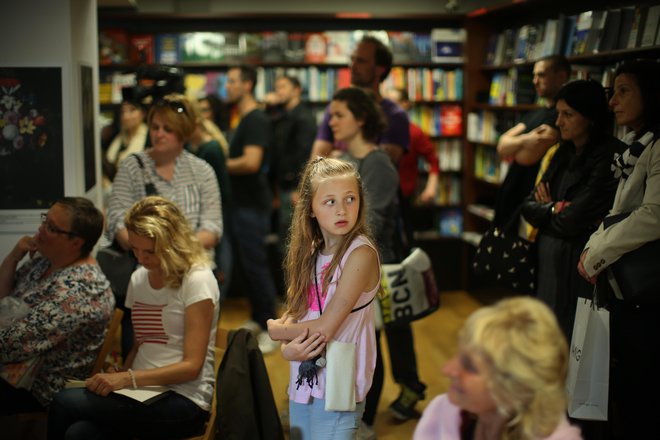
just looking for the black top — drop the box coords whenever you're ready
[229,108,272,210]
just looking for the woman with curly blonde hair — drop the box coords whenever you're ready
[48,196,220,440]
[414,296,582,440]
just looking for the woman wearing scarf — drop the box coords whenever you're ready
[578,59,660,439]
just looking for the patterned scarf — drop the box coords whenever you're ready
[612,130,655,180]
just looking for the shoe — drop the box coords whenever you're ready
[257,331,280,354]
[239,320,261,335]
[357,421,376,440]
[389,383,426,421]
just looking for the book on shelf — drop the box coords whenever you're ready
[627,6,649,48]
[561,15,578,56]
[128,34,155,65]
[439,209,463,237]
[413,33,432,62]
[389,31,418,64]
[640,5,660,47]
[261,31,288,62]
[179,32,225,63]
[240,32,263,64]
[572,11,593,55]
[155,34,180,64]
[284,33,306,62]
[324,31,353,64]
[99,28,128,65]
[583,10,608,54]
[430,28,466,63]
[304,33,328,63]
[617,7,637,49]
[597,9,623,53]
[439,105,463,137]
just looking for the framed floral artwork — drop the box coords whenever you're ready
[0,67,64,209]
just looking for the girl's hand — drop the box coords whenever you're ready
[534,182,552,204]
[281,328,326,362]
[85,372,130,397]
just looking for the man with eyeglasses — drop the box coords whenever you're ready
[0,197,115,414]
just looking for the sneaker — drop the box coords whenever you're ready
[239,320,261,335]
[257,331,280,354]
[357,421,376,440]
[389,383,426,421]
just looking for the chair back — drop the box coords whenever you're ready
[91,308,123,375]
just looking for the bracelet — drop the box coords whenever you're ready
[127,368,137,390]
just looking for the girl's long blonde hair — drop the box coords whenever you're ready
[285,157,374,320]
[188,98,229,157]
[125,196,209,288]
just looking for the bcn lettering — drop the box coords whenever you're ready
[387,267,414,320]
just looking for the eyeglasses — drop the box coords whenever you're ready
[154,99,188,116]
[40,213,77,237]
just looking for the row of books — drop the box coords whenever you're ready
[381,67,463,102]
[407,105,463,138]
[430,175,462,207]
[474,145,509,184]
[433,138,463,172]
[100,28,466,66]
[466,111,499,145]
[484,5,660,66]
[488,68,536,106]
[100,66,464,106]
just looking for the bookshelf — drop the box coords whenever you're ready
[461,0,660,289]
[97,10,468,288]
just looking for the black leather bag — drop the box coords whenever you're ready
[603,212,660,304]
[97,241,137,303]
[472,224,537,294]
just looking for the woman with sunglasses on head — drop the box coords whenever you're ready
[48,196,220,440]
[578,60,660,439]
[0,197,115,414]
[105,93,223,356]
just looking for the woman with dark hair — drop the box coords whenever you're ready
[578,60,660,439]
[521,79,624,338]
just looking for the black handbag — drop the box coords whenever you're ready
[472,217,537,294]
[602,212,660,304]
[97,154,157,302]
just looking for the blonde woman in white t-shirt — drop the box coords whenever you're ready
[48,196,220,440]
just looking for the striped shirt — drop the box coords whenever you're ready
[106,150,222,241]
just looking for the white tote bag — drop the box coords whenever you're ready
[566,296,610,421]
[324,340,356,412]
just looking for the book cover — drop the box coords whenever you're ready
[597,9,622,53]
[413,33,432,63]
[388,31,417,64]
[439,105,463,137]
[573,11,593,55]
[239,32,263,63]
[261,31,288,62]
[99,28,128,65]
[430,28,466,63]
[640,5,660,47]
[155,33,180,64]
[583,10,607,54]
[129,34,155,65]
[285,33,306,62]
[561,15,578,56]
[626,6,649,49]
[179,32,225,63]
[617,7,637,49]
[324,31,352,64]
[222,32,242,63]
[304,33,328,63]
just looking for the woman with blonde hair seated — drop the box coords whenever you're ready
[414,296,582,440]
[48,196,220,440]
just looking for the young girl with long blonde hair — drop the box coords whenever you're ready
[267,157,380,440]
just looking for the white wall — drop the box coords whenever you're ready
[0,0,100,261]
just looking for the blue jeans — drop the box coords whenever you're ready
[232,207,277,329]
[47,388,207,440]
[290,398,365,440]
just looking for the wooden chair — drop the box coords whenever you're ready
[187,326,230,440]
[92,308,124,374]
